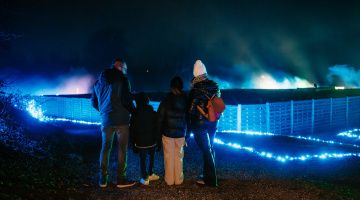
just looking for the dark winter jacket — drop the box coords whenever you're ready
[130,93,159,148]
[188,79,220,122]
[91,68,135,127]
[157,92,188,138]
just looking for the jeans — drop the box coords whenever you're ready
[192,121,218,186]
[138,147,155,179]
[99,125,129,181]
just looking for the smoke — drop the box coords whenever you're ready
[210,76,237,89]
[327,65,360,88]
[211,73,313,90]
[37,73,95,95]
[0,68,95,95]
[243,73,313,89]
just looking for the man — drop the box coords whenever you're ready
[91,58,136,188]
[188,60,220,187]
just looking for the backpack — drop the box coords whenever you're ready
[197,94,226,122]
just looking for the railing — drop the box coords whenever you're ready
[33,96,360,135]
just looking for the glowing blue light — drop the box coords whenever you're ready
[213,138,360,163]
[26,100,47,121]
[221,130,275,136]
[46,117,101,125]
[24,99,360,163]
[221,130,360,148]
[337,129,360,140]
[25,99,101,125]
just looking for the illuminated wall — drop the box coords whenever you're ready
[33,96,360,135]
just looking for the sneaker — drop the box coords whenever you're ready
[140,178,150,185]
[98,174,108,188]
[196,180,205,185]
[148,173,160,181]
[116,179,136,188]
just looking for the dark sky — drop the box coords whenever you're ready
[1,0,360,92]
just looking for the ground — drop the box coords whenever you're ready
[1,117,360,200]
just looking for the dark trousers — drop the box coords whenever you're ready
[192,121,218,186]
[138,147,155,179]
[100,125,129,181]
[208,121,217,147]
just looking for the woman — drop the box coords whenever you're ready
[188,60,220,187]
[157,76,188,185]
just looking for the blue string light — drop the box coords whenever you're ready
[25,100,101,125]
[213,138,360,162]
[221,130,360,148]
[337,129,360,140]
[26,99,46,122]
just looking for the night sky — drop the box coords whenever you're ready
[1,0,360,93]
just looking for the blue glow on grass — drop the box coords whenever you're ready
[26,99,46,121]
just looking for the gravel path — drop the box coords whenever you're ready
[76,134,360,200]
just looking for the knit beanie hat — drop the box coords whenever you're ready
[193,60,207,77]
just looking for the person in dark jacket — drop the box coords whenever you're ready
[130,92,160,185]
[157,76,188,185]
[188,60,220,187]
[91,58,136,188]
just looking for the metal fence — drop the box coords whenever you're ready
[34,96,360,135]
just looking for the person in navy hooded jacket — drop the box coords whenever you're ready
[130,92,161,185]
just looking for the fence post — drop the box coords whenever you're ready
[291,100,294,135]
[346,96,349,128]
[237,104,242,132]
[266,102,270,133]
[311,99,315,134]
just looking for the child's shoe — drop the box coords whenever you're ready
[148,173,160,181]
[140,178,150,185]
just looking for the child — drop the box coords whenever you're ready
[157,76,188,185]
[130,92,160,185]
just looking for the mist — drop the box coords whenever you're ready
[0,68,95,95]
[327,65,360,88]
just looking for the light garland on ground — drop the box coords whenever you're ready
[221,130,360,148]
[337,129,360,140]
[214,138,360,162]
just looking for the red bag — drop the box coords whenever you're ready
[197,95,226,122]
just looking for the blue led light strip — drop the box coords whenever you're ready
[221,130,360,149]
[337,129,360,140]
[213,138,360,162]
[26,100,101,125]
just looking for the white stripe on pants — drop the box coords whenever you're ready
[162,135,185,185]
